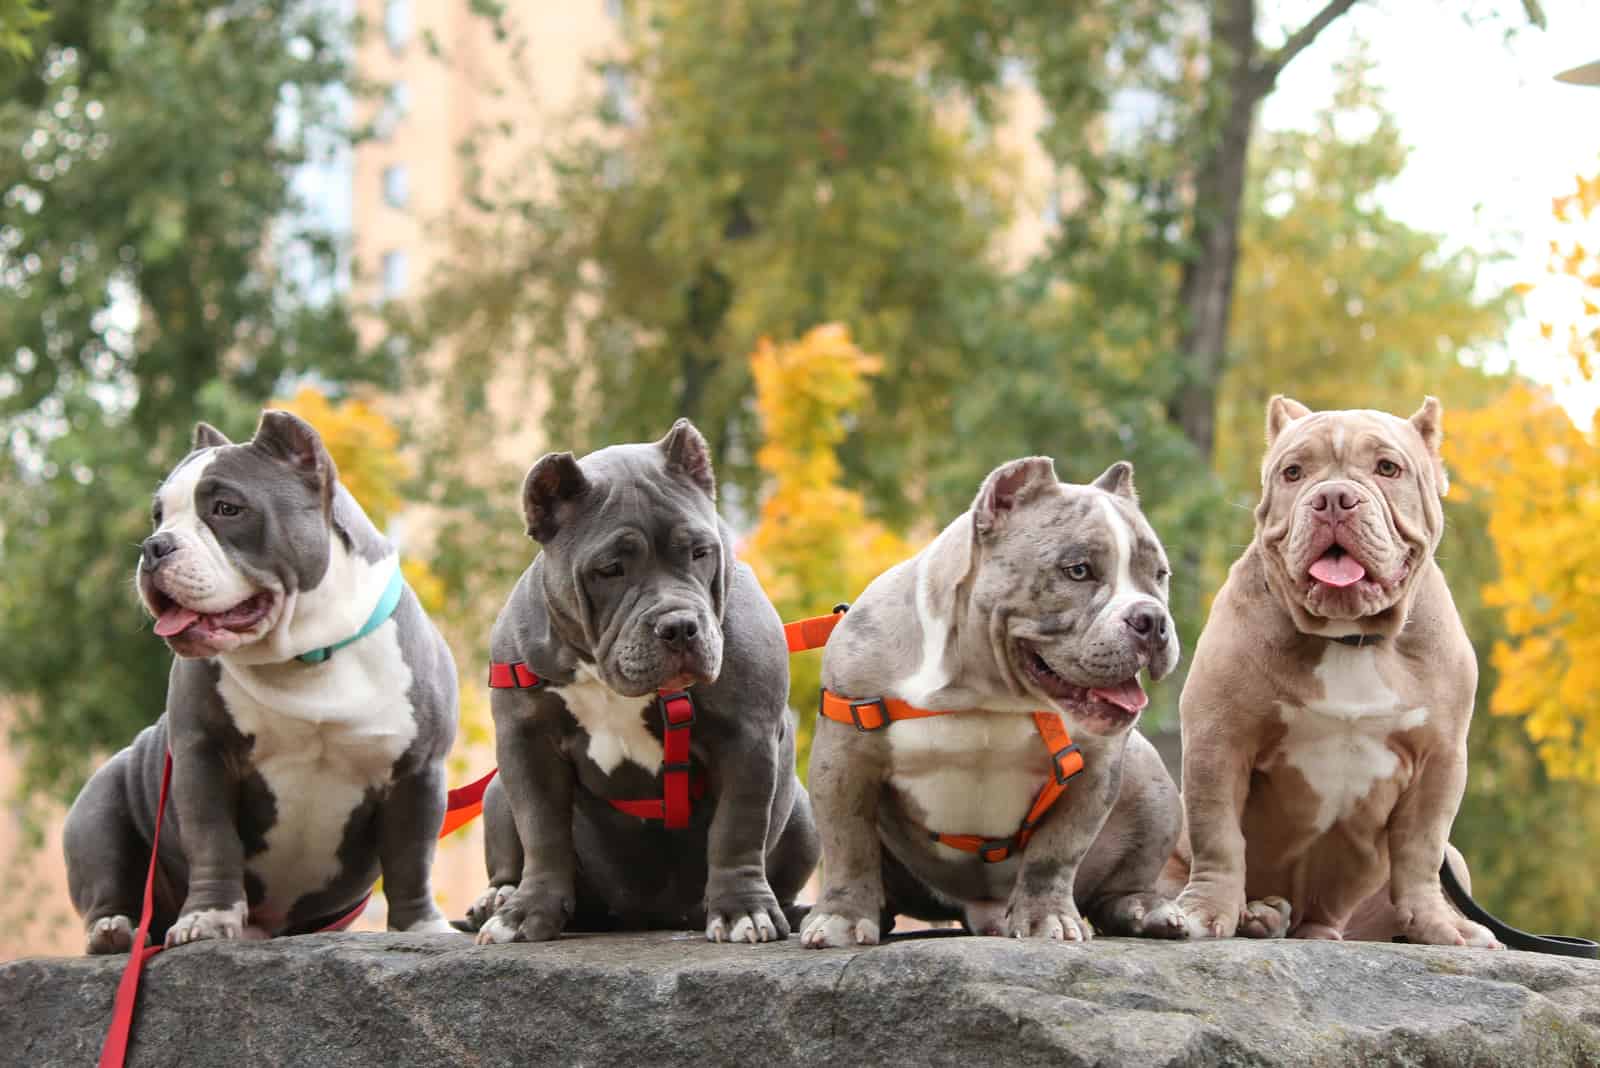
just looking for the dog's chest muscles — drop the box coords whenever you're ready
[217,622,418,923]
[554,666,663,775]
[887,712,1050,840]
[1268,644,1427,834]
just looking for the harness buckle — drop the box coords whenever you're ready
[1051,743,1083,785]
[847,697,890,732]
[977,837,1016,863]
[659,691,695,727]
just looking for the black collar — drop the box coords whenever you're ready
[1329,633,1385,647]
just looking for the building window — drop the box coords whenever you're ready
[384,0,411,53]
[382,164,409,208]
[375,81,411,141]
[601,64,637,126]
[380,249,408,300]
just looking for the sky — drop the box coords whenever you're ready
[1261,0,1600,424]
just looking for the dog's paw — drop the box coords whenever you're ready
[1238,896,1293,939]
[1402,907,1502,949]
[474,891,567,945]
[705,886,790,944]
[165,902,247,948]
[1007,897,1093,942]
[87,915,138,955]
[464,884,515,932]
[1175,891,1242,939]
[800,911,880,949]
[398,913,455,935]
[1092,891,1186,939]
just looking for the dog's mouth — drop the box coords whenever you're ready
[148,589,276,643]
[1304,538,1411,595]
[1016,641,1148,729]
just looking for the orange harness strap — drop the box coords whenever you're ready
[819,690,1085,863]
[783,604,849,653]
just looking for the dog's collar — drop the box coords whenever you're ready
[297,565,407,665]
[1328,632,1385,647]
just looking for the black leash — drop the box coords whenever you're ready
[1438,858,1599,958]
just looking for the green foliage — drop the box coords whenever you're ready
[0,0,375,799]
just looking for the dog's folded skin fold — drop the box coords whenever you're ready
[63,412,460,954]
[803,456,1187,947]
[1167,397,1499,948]
[470,419,819,944]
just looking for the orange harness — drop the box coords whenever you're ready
[789,606,1087,864]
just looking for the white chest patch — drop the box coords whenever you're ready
[217,621,418,927]
[887,712,1052,842]
[1273,645,1427,833]
[554,665,662,775]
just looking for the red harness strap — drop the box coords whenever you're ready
[819,689,1084,864]
[488,662,703,830]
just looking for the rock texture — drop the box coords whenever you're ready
[5,931,1599,1067]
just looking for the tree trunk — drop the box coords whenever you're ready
[1173,0,1266,461]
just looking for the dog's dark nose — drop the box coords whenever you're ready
[1309,483,1363,517]
[654,611,700,650]
[141,533,178,572]
[1124,605,1167,642]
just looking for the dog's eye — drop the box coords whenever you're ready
[594,562,624,579]
[1283,464,1303,483]
[212,500,242,518]
[1156,568,1171,584]
[151,503,163,525]
[1064,562,1093,582]
[691,545,712,561]
[1376,458,1402,478]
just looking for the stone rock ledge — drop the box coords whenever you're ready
[4,932,1599,1067]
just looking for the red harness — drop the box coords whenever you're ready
[487,661,703,829]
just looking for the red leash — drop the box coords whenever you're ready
[99,756,498,1067]
[98,606,846,1066]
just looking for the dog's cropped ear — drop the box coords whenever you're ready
[522,452,591,542]
[253,410,336,513]
[657,418,716,500]
[192,422,231,450]
[1409,396,1449,495]
[1092,461,1137,501]
[1266,395,1312,447]
[973,456,1057,536]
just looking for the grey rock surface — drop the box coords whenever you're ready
[4,930,1599,1067]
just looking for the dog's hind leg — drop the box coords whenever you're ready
[64,751,162,955]
[463,775,522,932]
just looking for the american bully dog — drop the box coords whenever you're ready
[64,412,458,953]
[800,456,1185,946]
[1168,397,1497,947]
[467,419,819,944]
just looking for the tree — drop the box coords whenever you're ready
[0,1,375,800]
[739,324,919,769]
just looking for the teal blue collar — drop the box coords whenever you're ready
[297,565,407,665]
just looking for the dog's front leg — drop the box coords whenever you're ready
[478,690,576,944]
[1387,735,1499,948]
[800,717,888,948]
[700,721,787,943]
[1174,708,1254,939]
[165,728,247,947]
[1006,755,1118,941]
[378,758,451,933]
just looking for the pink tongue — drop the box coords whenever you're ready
[154,607,202,637]
[1089,678,1148,714]
[1309,553,1367,588]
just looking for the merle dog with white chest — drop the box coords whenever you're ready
[63,411,458,953]
[466,419,819,944]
